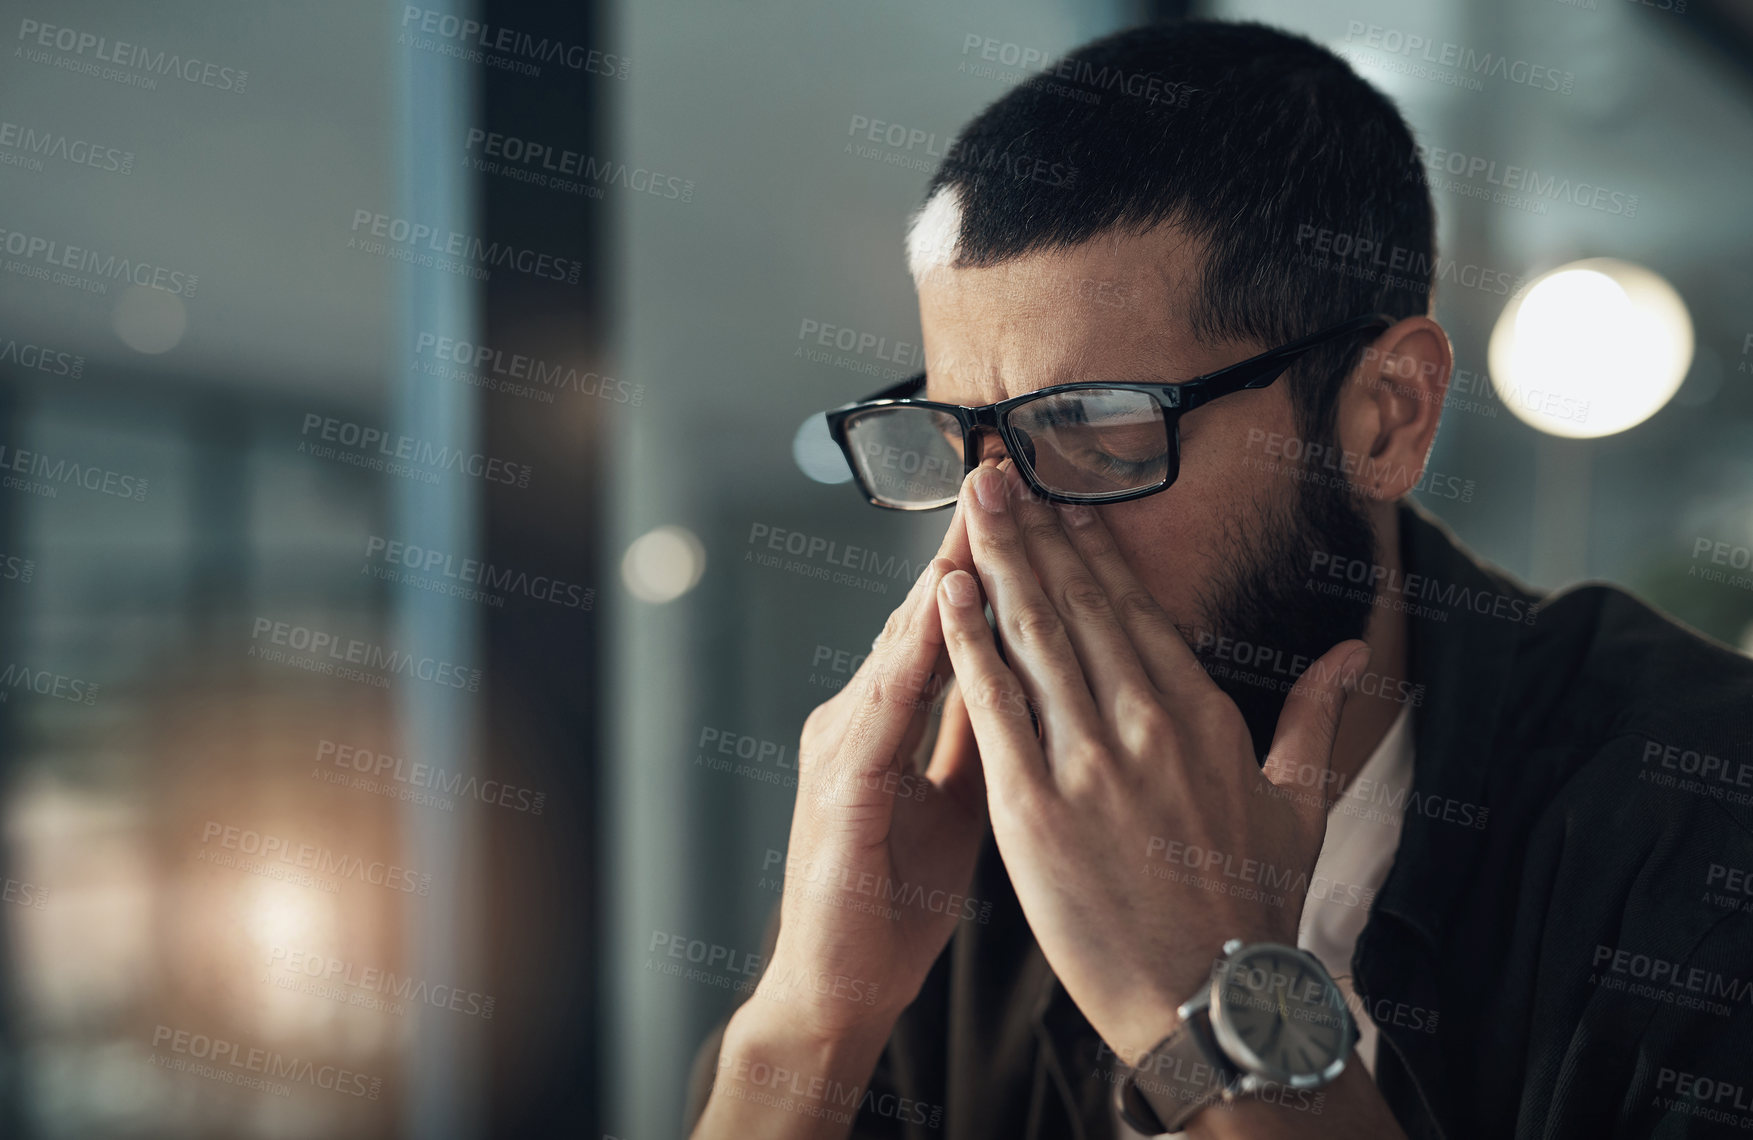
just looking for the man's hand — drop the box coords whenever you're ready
[935,464,1369,1067]
[694,506,988,1139]
[758,502,988,1040]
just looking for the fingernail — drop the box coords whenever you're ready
[1341,643,1372,692]
[941,570,977,607]
[1059,503,1095,527]
[974,468,1008,514]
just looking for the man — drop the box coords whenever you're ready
[687,21,1753,1139]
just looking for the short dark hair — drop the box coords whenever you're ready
[922,20,1434,441]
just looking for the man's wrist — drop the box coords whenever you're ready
[722,999,895,1084]
[694,1006,898,1138]
[1105,998,1186,1069]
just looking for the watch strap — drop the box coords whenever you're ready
[1116,1009,1239,1135]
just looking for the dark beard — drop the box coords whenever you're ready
[1184,468,1379,764]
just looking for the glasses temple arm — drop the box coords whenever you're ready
[1174,314,1393,411]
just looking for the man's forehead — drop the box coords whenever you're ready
[915,229,1216,402]
[920,226,1202,301]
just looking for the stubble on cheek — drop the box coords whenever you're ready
[1181,473,1378,760]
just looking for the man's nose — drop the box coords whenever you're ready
[969,427,1034,476]
[970,428,1011,468]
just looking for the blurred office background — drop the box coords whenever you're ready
[0,0,1748,1137]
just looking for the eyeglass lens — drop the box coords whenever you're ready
[843,387,1169,507]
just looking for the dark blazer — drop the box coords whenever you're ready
[687,500,1753,1139]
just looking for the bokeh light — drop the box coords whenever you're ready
[1488,259,1693,440]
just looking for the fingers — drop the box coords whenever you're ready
[1052,495,1211,697]
[819,495,980,784]
[836,556,961,768]
[1001,467,1155,718]
[935,568,1046,796]
[922,680,986,822]
[937,496,972,571]
[960,466,1104,758]
[1261,640,1370,828]
[812,505,972,748]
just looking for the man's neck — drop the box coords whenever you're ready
[1325,509,1412,807]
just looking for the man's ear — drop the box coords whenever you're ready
[1338,316,1453,502]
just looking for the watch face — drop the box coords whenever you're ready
[1211,944,1354,1087]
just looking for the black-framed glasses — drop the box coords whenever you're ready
[824,313,1393,510]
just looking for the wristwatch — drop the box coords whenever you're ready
[1114,939,1356,1135]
